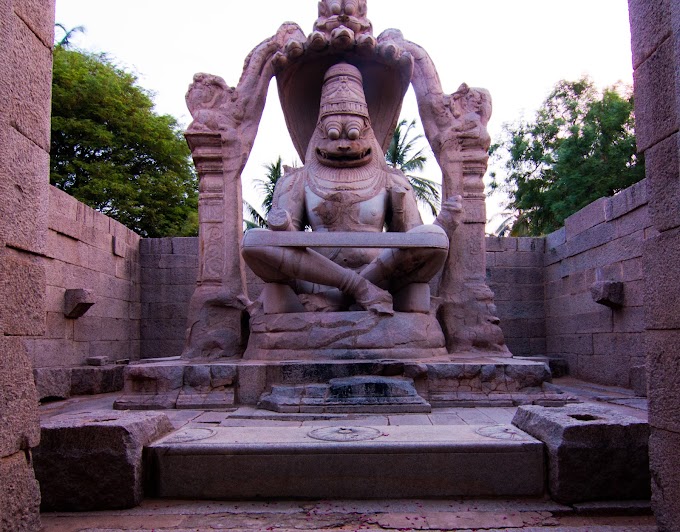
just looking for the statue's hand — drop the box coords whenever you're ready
[434,195,464,234]
[268,207,293,231]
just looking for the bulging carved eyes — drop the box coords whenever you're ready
[327,126,341,140]
[347,126,360,140]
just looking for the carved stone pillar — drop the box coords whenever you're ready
[182,132,247,359]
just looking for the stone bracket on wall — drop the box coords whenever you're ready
[63,288,95,319]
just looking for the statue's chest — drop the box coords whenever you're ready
[305,187,387,231]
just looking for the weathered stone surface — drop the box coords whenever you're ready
[646,329,680,435]
[633,37,678,152]
[628,0,671,69]
[8,14,53,151]
[63,288,95,318]
[70,366,124,395]
[630,365,647,397]
[259,376,430,413]
[0,452,41,532]
[0,126,49,254]
[246,311,447,359]
[33,367,71,401]
[0,253,46,336]
[644,229,680,330]
[147,424,544,499]
[649,427,680,532]
[589,280,625,308]
[0,337,41,457]
[513,404,650,503]
[645,133,680,232]
[34,411,173,511]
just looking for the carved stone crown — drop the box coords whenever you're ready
[319,63,369,120]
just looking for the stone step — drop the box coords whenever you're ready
[146,423,544,499]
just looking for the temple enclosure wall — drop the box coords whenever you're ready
[628,0,680,527]
[25,186,142,372]
[0,0,54,529]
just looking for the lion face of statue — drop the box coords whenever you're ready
[314,114,374,168]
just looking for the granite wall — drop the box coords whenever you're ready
[543,180,651,388]
[486,236,546,357]
[0,0,54,529]
[27,186,142,399]
[628,0,680,528]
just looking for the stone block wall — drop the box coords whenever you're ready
[0,0,54,529]
[140,238,198,359]
[486,236,546,357]
[628,0,680,528]
[25,186,142,373]
[543,180,651,388]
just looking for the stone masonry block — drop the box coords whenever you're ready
[605,178,649,222]
[63,288,95,319]
[645,133,680,232]
[630,365,648,397]
[0,126,48,254]
[644,229,680,330]
[123,364,184,394]
[545,226,566,251]
[564,197,607,240]
[140,238,173,255]
[646,329,680,434]
[170,237,199,255]
[13,0,56,47]
[517,237,545,253]
[633,37,678,152]
[34,411,173,511]
[33,367,71,401]
[628,0,672,68]
[649,428,680,532]
[589,280,625,308]
[513,404,650,503]
[70,366,124,396]
[0,253,46,336]
[0,452,42,532]
[24,337,90,369]
[484,236,517,252]
[0,337,41,457]
[9,15,52,151]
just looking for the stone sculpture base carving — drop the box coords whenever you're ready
[244,311,447,360]
[258,376,431,413]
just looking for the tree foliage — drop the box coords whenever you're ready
[50,45,198,237]
[244,157,285,230]
[386,119,440,217]
[489,78,644,236]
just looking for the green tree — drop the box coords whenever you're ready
[244,157,284,230]
[50,45,198,237]
[490,78,644,236]
[386,119,440,217]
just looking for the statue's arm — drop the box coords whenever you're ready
[267,170,306,231]
[387,171,423,233]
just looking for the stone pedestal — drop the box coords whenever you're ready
[115,357,566,411]
[245,311,447,360]
[34,411,173,511]
[512,404,651,504]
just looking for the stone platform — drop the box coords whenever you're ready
[146,423,544,499]
[244,311,448,360]
[113,356,568,412]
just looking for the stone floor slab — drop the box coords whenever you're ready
[146,424,544,500]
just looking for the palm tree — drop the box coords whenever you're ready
[243,157,284,230]
[385,119,441,217]
[54,23,85,48]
